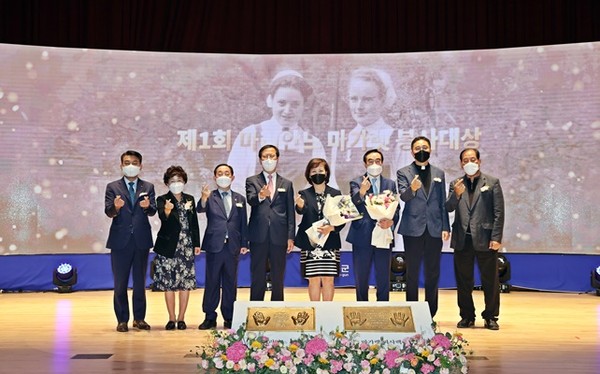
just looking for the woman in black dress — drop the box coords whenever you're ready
[294,158,345,301]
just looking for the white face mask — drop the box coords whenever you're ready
[463,162,480,176]
[122,165,140,178]
[169,182,185,195]
[366,164,382,177]
[216,176,232,189]
[261,159,277,173]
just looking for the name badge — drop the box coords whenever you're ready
[277,188,286,192]
[236,202,244,208]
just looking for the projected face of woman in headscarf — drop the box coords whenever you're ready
[347,68,396,127]
[266,71,313,128]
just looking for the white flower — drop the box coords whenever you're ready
[184,200,193,210]
[433,177,442,183]
[280,366,288,373]
[480,185,490,192]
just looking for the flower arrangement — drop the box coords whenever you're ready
[364,190,399,248]
[195,324,469,373]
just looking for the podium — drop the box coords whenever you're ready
[231,301,434,342]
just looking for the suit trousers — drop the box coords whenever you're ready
[202,247,239,321]
[250,240,287,301]
[110,236,149,322]
[403,230,442,317]
[352,244,392,301]
[454,235,500,321]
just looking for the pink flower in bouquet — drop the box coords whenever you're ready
[226,341,248,362]
[305,336,328,355]
[330,359,343,373]
[421,362,435,374]
[431,334,452,350]
[384,349,401,368]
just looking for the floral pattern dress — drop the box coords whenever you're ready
[153,199,196,291]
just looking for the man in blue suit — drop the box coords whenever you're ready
[397,136,450,318]
[197,163,249,330]
[104,150,157,332]
[347,149,400,301]
[245,144,295,301]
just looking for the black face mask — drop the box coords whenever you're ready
[414,150,430,163]
[310,173,327,185]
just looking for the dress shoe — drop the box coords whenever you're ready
[223,320,232,329]
[177,321,187,330]
[116,322,128,332]
[198,319,217,330]
[484,319,500,330]
[165,321,176,330]
[456,318,475,328]
[133,320,151,330]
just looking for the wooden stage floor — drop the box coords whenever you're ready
[0,288,598,373]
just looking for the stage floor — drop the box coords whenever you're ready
[0,288,598,373]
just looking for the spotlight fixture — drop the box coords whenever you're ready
[390,253,407,292]
[52,263,78,293]
[590,266,600,296]
[498,254,511,293]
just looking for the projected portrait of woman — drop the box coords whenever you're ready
[329,67,400,188]
[227,70,327,192]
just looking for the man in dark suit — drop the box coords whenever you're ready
[446,148,505,330]
[104,150,156,332]
[347,149,400,301]
[245,144,295,301]
[197,163,249,330]
[397,136,450,318]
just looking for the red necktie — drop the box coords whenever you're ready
[267,175,274,199]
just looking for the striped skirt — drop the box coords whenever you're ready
[300,247,340,278]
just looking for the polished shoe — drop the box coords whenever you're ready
[456,318,475,328]
[198,319,217,330]
[133,320,151,330]
[484,319,500,330]
[116,322,128,332]
[223,320,232,329]
[165,321,176,330]
[177,321,187,330]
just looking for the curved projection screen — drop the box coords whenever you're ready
[0,42,598,254]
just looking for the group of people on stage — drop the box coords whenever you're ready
[104,134,505,334]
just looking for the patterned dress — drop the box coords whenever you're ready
[300,192,341,278]
[153,199,197,291]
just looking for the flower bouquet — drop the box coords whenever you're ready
[196,324,469,373]
[364,190,399,249]
[305,195,362,248]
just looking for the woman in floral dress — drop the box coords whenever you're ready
[153,166,200,330]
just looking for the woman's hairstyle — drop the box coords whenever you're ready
[304,158,330,184]
[267,69,314,106]
[163,165,188,185]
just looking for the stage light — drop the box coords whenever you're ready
[590,266,600,296]
[498,254,511,293]
[390,253,407,292]
[53,263,78,293]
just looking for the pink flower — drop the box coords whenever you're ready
[431,334,452,350]
[330,359,343,373]
[421,363,435,374]
[305,337,328,355]
[384,349,401,368]
[226,341,248,363]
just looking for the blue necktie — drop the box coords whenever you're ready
[371,178,379,195]
[128,182,136,208]
[222,191,231,216]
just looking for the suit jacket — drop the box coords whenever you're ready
[105,178,157,250]
[153,192,201,258]
[246,172,295,245]
[445,173,505,252]
[197,189,249,255]
[294,185,345,251]
[397,163,450,238]
[346,174,400,248]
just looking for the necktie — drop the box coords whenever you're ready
[128,182,136,208]
[371,178,379,195]
[222,191,231,217]
[267,174,274,199]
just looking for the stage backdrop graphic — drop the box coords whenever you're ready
[0,43,599,255]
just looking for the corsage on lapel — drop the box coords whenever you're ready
[480,185,490,192]
[433,177,442,183]
[184,200,193,210]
